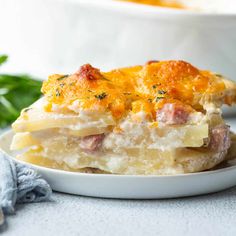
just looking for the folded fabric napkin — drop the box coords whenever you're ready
[0,152,52,226]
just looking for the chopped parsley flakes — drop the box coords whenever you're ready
[23,108,32,113]
[57,75,69,81]
[152,83,161,89]
[56,89,61,97]
[158,90,167,95]
[155,97,164,102]
[95,92,107,100]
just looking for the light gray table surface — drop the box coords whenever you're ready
[1,118,236,236]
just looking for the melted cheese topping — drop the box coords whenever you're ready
[42,60,227,119]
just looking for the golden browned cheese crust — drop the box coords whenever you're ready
[42,61,236,119]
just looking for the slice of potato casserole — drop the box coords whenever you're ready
[11,60,236,175]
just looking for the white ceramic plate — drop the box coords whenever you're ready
[1,129,236,199]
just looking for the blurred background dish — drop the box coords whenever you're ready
[122,0,236,13]
[0,0,235,77]
[0,0,235,115]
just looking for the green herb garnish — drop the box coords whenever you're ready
[101,77,111,82]
[55,89,61,97]
[95,92,107,100]
[57,75,69,81]
[158,90,166,95]
[0,55,8,66]
[155,97,164,102]
[152,83,161,89]
[23,108,32,113]
[59,83,65,88]
[215,74,223,78]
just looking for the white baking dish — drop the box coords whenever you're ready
[0,0,235,79]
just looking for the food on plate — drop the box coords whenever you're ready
[11,60,236,175]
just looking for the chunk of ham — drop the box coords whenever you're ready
[146,60,159,65]
[156,103,190,125]
[208,124,231,152]
[79,134,105,152]
[75,64,103,81]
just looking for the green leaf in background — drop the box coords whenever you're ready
[0,55,8,66]
[0,55,42,128]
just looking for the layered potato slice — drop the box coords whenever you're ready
[11,61,236,175]
[11,122,209,151]
[12,98,115,135]
[13,135,230,175]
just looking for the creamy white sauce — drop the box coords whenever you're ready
[68,99,106,113]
